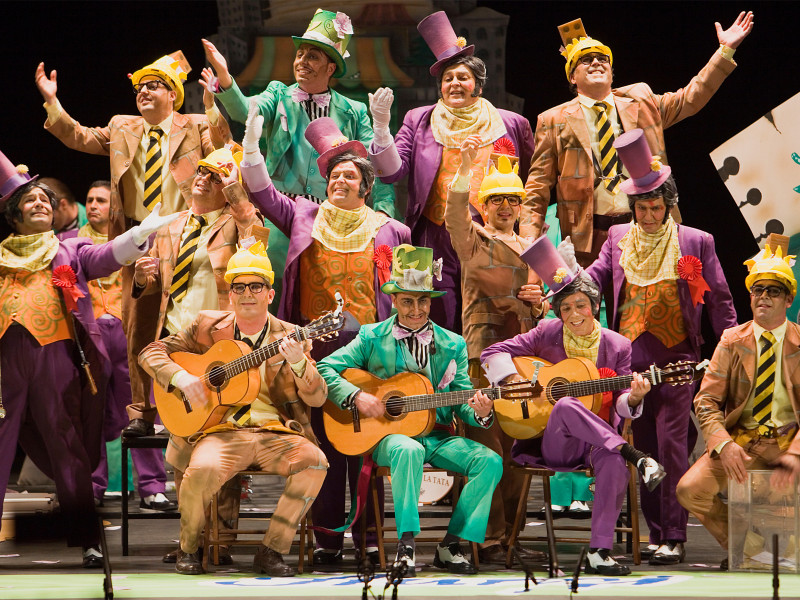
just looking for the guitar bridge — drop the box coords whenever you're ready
[180,392,193,414]
[351,404,361,433]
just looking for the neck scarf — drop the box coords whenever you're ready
[0,231,60,272]
[429,98,507,149]
[563,319,602,363]
[311,201,387,253]
[617,216,681,286]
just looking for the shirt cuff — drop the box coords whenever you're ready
[714,439,732,456]
[719,45,736,62]
[616,393,644,419]
[44,99,62,124]
[290,357,307,377]
[475,409,494,428]
[205,104,221,126]
[482,353,518,386]
[449,170,471,193]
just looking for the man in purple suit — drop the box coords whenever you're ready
[579,129,738,564]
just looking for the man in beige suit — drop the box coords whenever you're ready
[36,53,232,436]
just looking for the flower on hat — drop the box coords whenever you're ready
[432,257,443,282]
[456,37,467,48]
[650,155,663,173]
[331,135,349,148]
[553,267,568,283]
[333,12,353,39]
[16,164,28,174]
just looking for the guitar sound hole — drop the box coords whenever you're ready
[208,366,227,388]
[546,377,569,405]
[384,394,404,418]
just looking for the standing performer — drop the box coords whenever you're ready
[318,245,503,575]
[368,10,535,332]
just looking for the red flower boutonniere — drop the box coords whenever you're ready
[373,244,393,287]
[52,265,85,312]
[493,138,516,156]
[677,255,711,306]
[597,367,617,411]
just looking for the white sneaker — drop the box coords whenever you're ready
[569,500,590,513]
[637,457,667,491]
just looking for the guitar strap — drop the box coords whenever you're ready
[310,454,376,536]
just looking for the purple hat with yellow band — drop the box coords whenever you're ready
[0,150,37,209]
[519,235,577,296]
[614,128,671,196]
[304,117,367,176]
[418,11,475,77]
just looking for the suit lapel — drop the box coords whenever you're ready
[168,112,189,164]
[210,313,236,344]
[614,95,639,133]
[564,101,593,160]
[122,118,144,164]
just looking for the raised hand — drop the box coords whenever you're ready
[557,235,578,272]
[243,100,264,157]
[199,67,218,110]
[201,38,233,89]
[715,10,754,49]
[130,202,182,245]
[368,87,394,131]
[35,62,58,104]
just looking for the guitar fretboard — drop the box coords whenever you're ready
[396,386,502,413]
[550,369,662,400]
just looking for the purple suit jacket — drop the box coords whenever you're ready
[481,317,633,466]
[242,162,411,323]
[586,223,737,357]
[369,104,535,235]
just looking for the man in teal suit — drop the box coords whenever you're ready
[318,245,502,575]
[202,9,396,302]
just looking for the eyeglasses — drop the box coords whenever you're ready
[750,284,786,298]
[196,166,223,184]
[133,80,168,95]
[231,282,268,295]
[577,53,610,66]
[487,195,522,206]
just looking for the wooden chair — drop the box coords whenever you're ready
[202,470,314,573]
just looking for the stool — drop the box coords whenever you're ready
[360,466,480,570]
[121,433,177,555]
[202,470,314,573]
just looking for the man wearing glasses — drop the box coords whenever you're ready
[36,52,232,439]
[444,135,547,564]
[525,12,753,267]
[677,247,800,571]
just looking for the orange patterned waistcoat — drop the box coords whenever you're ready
[88,276,123,320]
[619,280,687,348]
[0,268,71,345]
[299,240,377,325]
[423,145,493,226]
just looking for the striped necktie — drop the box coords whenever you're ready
[592,102,621,194]
[169,214,207,302]
[143,127,164,212]
[752,331,777,425]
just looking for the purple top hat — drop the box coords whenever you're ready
[519,235,577,296]
[304,117,367,177]
[615,128,671,196]
[0,149,37,209]
[417,11,475,77]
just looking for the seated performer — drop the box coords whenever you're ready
[481,236,665,576]
[317,245,503,575]
[677,246,800,570]
[444,135,547,563]
[0,149,173,567]
[139,243,329,576]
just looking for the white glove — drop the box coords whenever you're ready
[368,87,394,147]
[557,235,579,273]
[243,99,264,165]
[130,203,181,245]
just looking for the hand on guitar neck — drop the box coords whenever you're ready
[627,373,651,407]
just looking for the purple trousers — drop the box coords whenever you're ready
[541,397,629,549]
[0,324,99,547]
[630,333,695,544]
[91,317,166,500]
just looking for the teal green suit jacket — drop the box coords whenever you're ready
[317,316,482,429]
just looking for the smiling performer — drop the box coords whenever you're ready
[526,13,753,266]
[318,245,503,575]
[481,235,665,576]
[36,51,232,438]
[240,107,409,564]
[579,128,737,565]
[368,10,535,332]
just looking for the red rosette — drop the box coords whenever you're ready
[52,264,85,312]
[596,367,617,423]
[677,255,710,306]
[373,244,393,287]
[493,138,516,156]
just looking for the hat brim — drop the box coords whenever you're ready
[619,165,671,196]
[130,67,184,110]
[478,187,525,203]
[0,173,39,210]
[381,281,446,297]
[292,36,346,78]
[430,45,475,77]
[317,140,368,177]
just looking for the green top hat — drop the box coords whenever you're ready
[292,9,353,78]
[381,244,446,297]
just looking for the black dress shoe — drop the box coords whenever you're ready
[511,543,547,563]
[478,544,507,564]
[584,548,631,576]
[434,542,478,575]
[720,557,729,571]
[122,418,155,438]
[82,546,104,569]
[313,548,343,565]
[253,545,295,577]
[354,547,380,566]
[176,549,204,575]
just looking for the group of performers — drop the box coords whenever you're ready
[2,4,799,582]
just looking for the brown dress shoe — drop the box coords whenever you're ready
[478,544,507,564]
[512,543,547,562]
[176,549,204,575]
[253,545,295,577]
[164,546,233,565]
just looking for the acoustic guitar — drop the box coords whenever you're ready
[322,368,536,455]
[494,356,707,440]
[154,311,344,437]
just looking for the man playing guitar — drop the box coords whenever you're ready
[317,245,503,575]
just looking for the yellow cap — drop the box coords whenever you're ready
[225,241,274,285]
[130,51,191,110]
[198,144,244,183]
[563,36,613,80]
[478,155,525,202]
[744,245,797,297]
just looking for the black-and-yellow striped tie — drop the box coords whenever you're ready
[143,127,164,212]
[169,214,206,302]
[593,102,621,194]
[752,331,777,425]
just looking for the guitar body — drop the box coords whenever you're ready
[494,357,602,440]
[323,369,437,456]
[154,339,261,437]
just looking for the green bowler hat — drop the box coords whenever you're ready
[292,9,353,78]
[381,244,446,297]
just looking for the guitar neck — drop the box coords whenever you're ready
[225,327,310,378]
[555,367,663,399]
[400,386,500,413]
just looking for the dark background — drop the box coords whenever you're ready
[0,1,794,342]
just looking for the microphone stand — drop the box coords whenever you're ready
[511,545,537,591]
[571,546,587,596]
